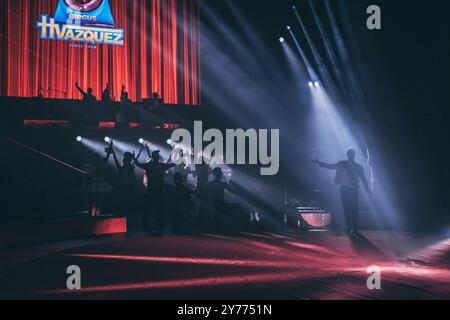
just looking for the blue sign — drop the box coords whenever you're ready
[54,0,115,27]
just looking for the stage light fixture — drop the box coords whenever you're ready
[287,26,291,30]
[104,137,111,143]
[139,138,145,144]
[167,139,173,146]
[314,82,320,87]
[76,136,82,142]
[279,37,285,43]
[308,82,314,88]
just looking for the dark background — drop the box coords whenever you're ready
[201,0,450,217]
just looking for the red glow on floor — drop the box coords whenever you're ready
[1,232,450,299]
[284,241,339,256]
[37,272,303,296]
[64,253,254,266]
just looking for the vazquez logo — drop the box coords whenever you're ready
[36,0,124,46]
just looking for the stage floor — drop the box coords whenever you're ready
[0,231,449,299]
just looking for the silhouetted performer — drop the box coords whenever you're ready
[116,85,132,125]
[120,85,132,104]
[37,87,44,99]
[106,142,144,216]
[87,150,112,216]
[101,83,112,104]
[170,151,194,187]
[205,167,236,231]
[75,82,96,104]
[146,92,163,109]
[167,173,192,234]
[193,157,212,228]
[207,167,235,207]
[152,92,162,103]
[194,156,212,191]
[134,150,176,233]
[312,149,371,233]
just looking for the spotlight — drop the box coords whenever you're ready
[292,5,296,10]
[308,82,314,88]
[104,137,111,143]
[76,136,82,142]
[314,82,320,87]
[286,25,291,30]
[167,139,173,146]
[138,138,145,145]
[279,37,285,43]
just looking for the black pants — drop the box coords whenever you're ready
[340,186,360,230]
[117,186,135,217]
[143,189,164,232]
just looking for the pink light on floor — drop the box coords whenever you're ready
[346,264,450,277]
[34,271,318,296]
[64,253,250,266]
[63,253,324,268]
[284,241,339,256]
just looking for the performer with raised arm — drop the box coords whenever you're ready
[105,142,145,217]
[312,149,371,234]
[120,85,132,104]
[205,167,237,231]
[101,83,112,105]
[75,82,97,104]
[134,150,176,234]
[87,145,113,216]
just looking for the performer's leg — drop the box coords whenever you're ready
[340,187,352,232]
[153,191,164,231]
[143,193,151,232]
[351,190,360,231]
[97,193,104,216]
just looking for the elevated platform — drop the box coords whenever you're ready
[0,96,204,130]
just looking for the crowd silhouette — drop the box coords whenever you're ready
[83,141,241,235]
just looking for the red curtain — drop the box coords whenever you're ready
[0,0,200,105]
